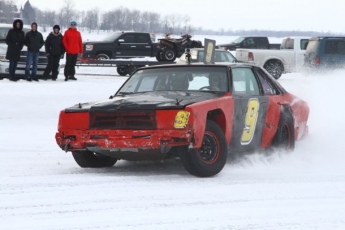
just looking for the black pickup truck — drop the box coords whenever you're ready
[217,36,281,51]
[83,32,159,60]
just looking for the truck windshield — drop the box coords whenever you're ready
[117,66,229,94]
[231,37,245,44]
[103,32,122,42]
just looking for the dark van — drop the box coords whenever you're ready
[304,37,345,70]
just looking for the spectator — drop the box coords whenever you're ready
[24,22,44,81]
[43,25,65,81]
[62,20,82,81]
[5,19,25,82]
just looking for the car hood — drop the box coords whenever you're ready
[65,91,222,112]
[83,41,110,45]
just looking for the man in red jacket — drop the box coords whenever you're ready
[62,20,82,81]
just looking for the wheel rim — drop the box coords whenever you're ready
[266,63,282,79]
[198,131,220,164]
[97,55,109,60]
[281,124,291,149]
[165,50,175,60]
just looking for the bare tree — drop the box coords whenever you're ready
[83,8,99,32]
[60,0,75,30]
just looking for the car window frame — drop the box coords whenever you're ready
[230,67,261,97]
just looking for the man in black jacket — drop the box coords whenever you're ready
[24,22,44,81]
[43,25,65,81]
[5,19,25,81]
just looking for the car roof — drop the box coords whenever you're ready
[138,62,256,71]
[309,36,345,41]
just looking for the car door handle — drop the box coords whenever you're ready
[131,46,136,48]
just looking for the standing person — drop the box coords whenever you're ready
[43,25,65,81]
[62,20,83,81]
[5,19,25,82]
[24,22,44,81]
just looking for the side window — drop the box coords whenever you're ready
[243,38,255,48]
[231,67,260,96]
[253,67,277,95]
[300,39,309,50]
[257,38,268,48]
[324,40,345,54]
[121,34,135,43]
[136,34,149,43]
[0,28,9,40]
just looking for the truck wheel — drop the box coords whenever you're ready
[72,151,117,168]
[180,120,227,177]
[128,65,144,75]
[161,48,176,62]
[117,66,128,76]
[96,53,110,60]
[271,106,295,151]
[156,51,163,61]
[264,60,283,79]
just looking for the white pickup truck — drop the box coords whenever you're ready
[235,37,310,79]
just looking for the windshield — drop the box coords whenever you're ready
[117,66,229,94]
[103,32,122,42]
[231,37,245,44]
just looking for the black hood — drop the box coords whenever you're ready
[65,91,222,113]
[13,19,23,30]
[83,41,110,45]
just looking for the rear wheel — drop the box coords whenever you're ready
[72,151,117,168]
[117,66,128,76]
[271,107,295,151]
[264,60,283,79]
[155,51,163,61]
[180,121,227,177]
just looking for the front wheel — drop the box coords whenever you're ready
[96,53,110,60]
[72,151,117,168]
[180,121,227,177]
[264,60,283,79]
[160,48,176,62]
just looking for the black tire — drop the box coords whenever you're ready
[180,121,227,177]
[264,60,284,79]
[117,66,128,76]
[72,151,117,168]
[161,48,176,62]
[96,53,110,60]
[128,65,144,75]
[155,51,163,61]
[271,106,295,151]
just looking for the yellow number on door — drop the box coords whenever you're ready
[241,98,260,145]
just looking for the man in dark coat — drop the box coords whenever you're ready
[5,19,25,81]
[24,22,44,81]
[43,25,65,81]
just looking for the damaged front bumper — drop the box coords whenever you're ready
[56,129,193,155]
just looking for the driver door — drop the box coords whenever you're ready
[116,34,135,57]
[229,67,269,152]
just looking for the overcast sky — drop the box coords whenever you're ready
[21,0,345,33]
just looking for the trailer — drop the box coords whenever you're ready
[76,58,176,76]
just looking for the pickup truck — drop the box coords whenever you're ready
[217,36,281,51]
[235,37,310,79]
[82,32,158,60]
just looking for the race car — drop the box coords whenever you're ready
[55,63,309,177]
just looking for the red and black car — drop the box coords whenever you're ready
[55,63,309,177]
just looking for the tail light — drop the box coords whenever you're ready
[315,56,320,65]
[248,52,254,61]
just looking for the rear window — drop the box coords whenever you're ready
[280,38,294,49]
[324,40,345,54]
[305,40,319,53]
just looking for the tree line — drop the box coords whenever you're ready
[1,0,342,37]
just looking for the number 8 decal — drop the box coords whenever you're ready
[241,98,260,145]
